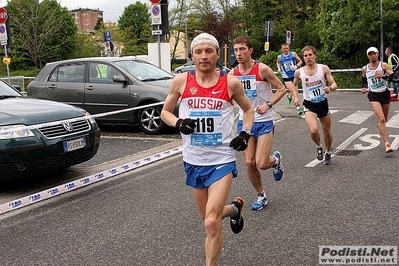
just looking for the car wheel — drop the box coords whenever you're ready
[138,105,167,134]
[176,70,182,73]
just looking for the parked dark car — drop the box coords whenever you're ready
[27,56,178,134]
[0,80,100,180]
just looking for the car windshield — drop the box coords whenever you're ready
[0,79,22,98]
[114,59,174,82]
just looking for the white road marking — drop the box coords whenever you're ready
[338,110,374,124]
[386,113,399,128]
[305,128,368,167]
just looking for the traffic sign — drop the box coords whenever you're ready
[0,23,8,42]
[149,0,161,4]
[286,31,291,44]
[2,57,10,64]
[104,42,111,53]
[0,7,8,24]
[104,31,112,42]
[151,4,162,25]
[264,42,269,51]
[264,21,274,37]
[152,30,162,35]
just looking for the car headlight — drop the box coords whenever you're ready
[84,111,97,125]
[0,125,35,139]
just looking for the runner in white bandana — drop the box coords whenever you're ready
[161,32,254,266]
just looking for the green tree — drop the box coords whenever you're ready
[7,0,77,69]
[229,0,278,58]
[168,0,190,60]
[317,0,399,67]
[118,1,152,55]
[186,0,218,37]
[94,18,104,31]
[72,31,103,58]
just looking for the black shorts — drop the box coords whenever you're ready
[367,89,390,104]
[282,78,294,90]
[303,98,330,118]
[283,77,294,83]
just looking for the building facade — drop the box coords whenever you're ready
[70,8,103,33]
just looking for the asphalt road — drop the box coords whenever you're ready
[1,92,398,265]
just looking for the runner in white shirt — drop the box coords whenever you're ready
[361,46,395,153]
[161,33,254,266]
[291,46,338,165]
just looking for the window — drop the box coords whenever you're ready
[49,64,85,82]
[89,63,122,83]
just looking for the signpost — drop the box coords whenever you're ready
[148,0,169,70]
[151,4,162,25]
[152,30,162,36]
[0,7,8,46]
[0,7,8,24]
[150,1,162,66]
[286,31,292,44]
[264,21,274,53]
[0,6,10,83]
[0,24,7,45]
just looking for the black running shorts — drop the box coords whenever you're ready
[367,89,390,104]
[302,98,330,118]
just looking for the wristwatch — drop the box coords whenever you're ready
[243,128,251,135]
[266,101,273,108]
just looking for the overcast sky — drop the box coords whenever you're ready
[0,0,163,23]
[62,0,152,22]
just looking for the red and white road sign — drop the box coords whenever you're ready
[149,0,161,4]
[0,7,8,24]
[151,4,162,25]
[286,31,291,44]
[0,23,8,44]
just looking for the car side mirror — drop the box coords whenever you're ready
[113,75,127,83]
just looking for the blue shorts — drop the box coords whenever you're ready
[303,98,330,118]
[183,161,238,189]
[237,120,274,141]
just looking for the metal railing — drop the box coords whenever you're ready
[0,76,35,93]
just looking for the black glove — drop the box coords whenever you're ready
[229,131,250,151]
[382,73,398,82]
[175,118,196,134]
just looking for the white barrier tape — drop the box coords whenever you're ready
[0,145,183,215]
[0,101,165,136]
[331,68,362,73]
[275,68,362,75]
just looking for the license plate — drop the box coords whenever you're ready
[63,137,87,152]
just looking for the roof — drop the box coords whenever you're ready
[45,56,139,66]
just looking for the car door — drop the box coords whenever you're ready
[45,63,86,110]
[84,62,130,122]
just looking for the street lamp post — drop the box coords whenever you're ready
[380,0,384,61]
[185,19,189,60]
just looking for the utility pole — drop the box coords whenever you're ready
[380,0,383,61]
